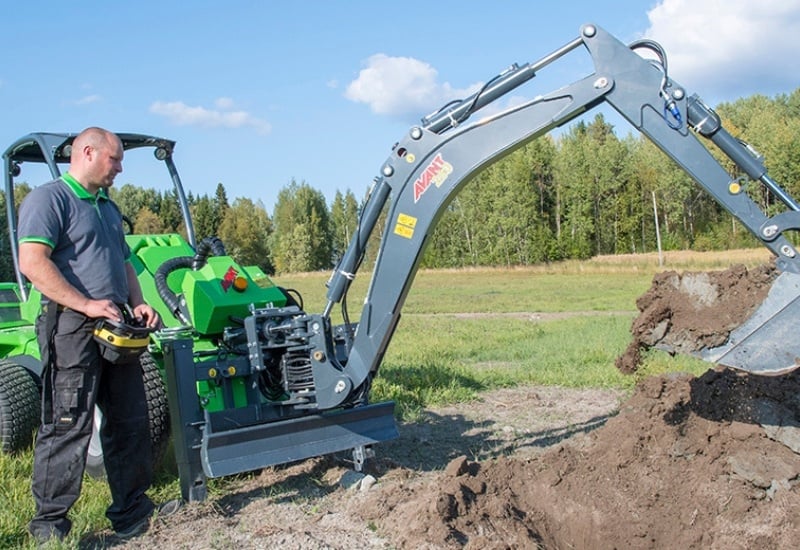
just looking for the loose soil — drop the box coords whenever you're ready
[83,264,800,550]
[616,263,778,373]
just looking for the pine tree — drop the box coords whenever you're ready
[270,180,332,273]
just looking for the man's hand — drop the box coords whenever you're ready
[84,299,125,322]
[125,262,160,329]
[131,303,161,330]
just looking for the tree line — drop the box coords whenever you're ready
[1,89,799,281]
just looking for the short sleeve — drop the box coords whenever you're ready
[17,184,63,249]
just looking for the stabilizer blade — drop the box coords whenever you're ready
[201,401,399,478]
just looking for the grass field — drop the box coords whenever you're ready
[0,249,770,548]
[277,249,771,418]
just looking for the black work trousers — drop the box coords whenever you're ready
[28,306,154,541]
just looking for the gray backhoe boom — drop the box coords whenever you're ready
[313,23,800,402]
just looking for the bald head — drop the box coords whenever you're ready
[69,127,124,194]
[71,127,115,158]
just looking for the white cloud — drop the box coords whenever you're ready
[344,2,800,119]
[643,0,800,101]
[214,97,235,110]
[74,94,102,105]
[149,98,271,134]
[345,53,481,119]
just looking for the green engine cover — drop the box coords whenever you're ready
[181,256,287,335]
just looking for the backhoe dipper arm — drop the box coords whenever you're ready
[320,24,800,408]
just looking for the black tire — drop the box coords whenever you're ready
[142,352,171,468]
[0,360,41,453]
[85,352,171,478]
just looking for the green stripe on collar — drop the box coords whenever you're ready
[60,173,109,200]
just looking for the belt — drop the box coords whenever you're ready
[42,302,128,313]
[41,302,67,313]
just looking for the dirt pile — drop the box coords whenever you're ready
[361,368,800,549]
[616,263,777,373]
[111,371,800,550]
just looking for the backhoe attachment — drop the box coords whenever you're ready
[324,24,800,380]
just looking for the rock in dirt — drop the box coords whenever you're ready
[616,263,777,373]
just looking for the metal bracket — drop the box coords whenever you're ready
[352,444,375,472]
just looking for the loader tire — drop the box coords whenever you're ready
[85,352,170,478]
[0,360,41,453]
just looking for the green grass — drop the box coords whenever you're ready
[281,269,655,322]
[277,248,771,317]
[373,312,709,421]
[1,250,762,546]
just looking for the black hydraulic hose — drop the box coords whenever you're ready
[154,257,194,325]
[156,236,229,326]
[192,236,227,269]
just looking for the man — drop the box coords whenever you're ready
[18,127,165,543]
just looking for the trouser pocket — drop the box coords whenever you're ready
[47,309,98,430]
[51,369,86,431]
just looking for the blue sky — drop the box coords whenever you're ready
[2,0,799,212]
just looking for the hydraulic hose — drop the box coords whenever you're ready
[192,236,227,269]
[156,236,229,325]
[154,256,194,325]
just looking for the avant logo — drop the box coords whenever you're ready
[221,266,239,292]
[413,153,453,203]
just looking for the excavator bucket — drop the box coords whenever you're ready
[617,264,800,376]
[698,271,800,375]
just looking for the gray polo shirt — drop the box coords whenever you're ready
[17,173,131,304]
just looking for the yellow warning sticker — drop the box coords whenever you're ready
[394,224,414,239]
[397,213,417,228]
[394,213,418,239]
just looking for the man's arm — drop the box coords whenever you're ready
[19,241,123,321]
